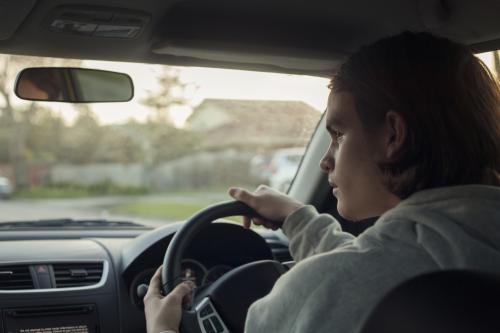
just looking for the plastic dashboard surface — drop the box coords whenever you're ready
[0,221,290,333]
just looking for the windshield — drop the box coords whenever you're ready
[0,54,328,227]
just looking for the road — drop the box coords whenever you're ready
[0,192,228,227]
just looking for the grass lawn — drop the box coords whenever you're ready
[110,200,242,222]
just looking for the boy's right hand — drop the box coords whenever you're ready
[228,185,304,230]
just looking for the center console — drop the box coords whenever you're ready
[0,240,120,333]
[3,304,99,333]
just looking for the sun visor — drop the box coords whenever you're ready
[0,1,37,40]
[152,39,344,72]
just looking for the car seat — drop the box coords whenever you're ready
[361,270,500,333]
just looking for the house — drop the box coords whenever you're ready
[186,99,322,150]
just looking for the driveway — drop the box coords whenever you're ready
[0,192,228,227]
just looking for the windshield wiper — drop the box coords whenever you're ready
[0,218,148,229]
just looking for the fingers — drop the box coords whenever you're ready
[242,216,267,229]
[228,186,281,230]
[166,282,195,306]
[242,216,278,230]
[264,222,279,230]
[252,217,266,226]
[145,265,163,299]
[144,265,195,307]
[229,187,257,229]
[242,216,251,229]
[228,187,255,207]
[244,217,265,228]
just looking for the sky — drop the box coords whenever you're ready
[20,60,331,127]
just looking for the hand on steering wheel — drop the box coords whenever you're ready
[228,185,304,230]
[144,200,286,333]
[144,266,195,333]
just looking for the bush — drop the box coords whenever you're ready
[14,181,149,199]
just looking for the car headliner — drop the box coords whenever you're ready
[0,0,499,76]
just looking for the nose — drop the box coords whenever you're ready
[319,149,334,173]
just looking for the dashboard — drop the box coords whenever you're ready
[0,221,292,333]
[122,222,276,309]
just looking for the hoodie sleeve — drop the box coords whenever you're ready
[281,205,356,262]
[245,223,440,333]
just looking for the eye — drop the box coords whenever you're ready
[331,130,344,145]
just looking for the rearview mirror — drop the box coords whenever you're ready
[15,67,134,103]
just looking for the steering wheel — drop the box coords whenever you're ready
[162,201,286,333]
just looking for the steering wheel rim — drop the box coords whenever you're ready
[162,200,265,293]
[162,200,285,333]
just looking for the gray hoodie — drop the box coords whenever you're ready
[244,185,500,333]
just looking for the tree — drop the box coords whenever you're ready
[25,107,65,164]
[145,121,200,163]
[139,66,201,170]
[0,54,81,188]
[92,124,144,164]
[140,67,189,124]
[60,104,103,164]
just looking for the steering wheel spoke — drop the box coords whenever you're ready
[193,297,230,333]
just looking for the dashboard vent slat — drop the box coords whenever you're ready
[53,262,104,288]
[0,265,34,290]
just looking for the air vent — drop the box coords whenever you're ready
[0,265,34,290]
[53,262,103,288]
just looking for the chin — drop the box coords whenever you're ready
[336,202,358,221]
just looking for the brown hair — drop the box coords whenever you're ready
[330,31,500,199]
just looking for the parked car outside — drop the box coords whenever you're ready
[268,147,305,192]
[250,154,274,184]
[0,176,13,199]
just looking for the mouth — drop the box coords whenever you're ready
[328,181,339,196]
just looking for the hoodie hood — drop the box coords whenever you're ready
[372,185,500,272]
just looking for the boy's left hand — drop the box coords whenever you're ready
[143,265,194,333]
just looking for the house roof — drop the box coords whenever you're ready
[187,98,322,150]
[188,98,321,121]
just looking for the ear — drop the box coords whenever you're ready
[383,111,406,160]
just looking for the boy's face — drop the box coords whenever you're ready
[320,91,400,220]
[18,78,49,100]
